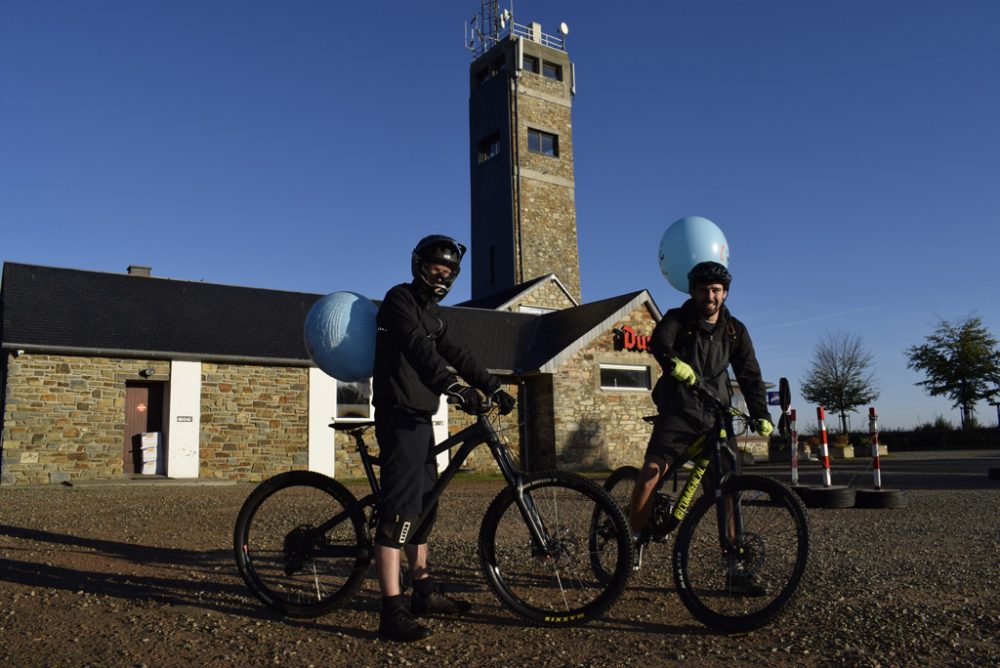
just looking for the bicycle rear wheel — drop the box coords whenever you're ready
[672,474,810,632]
[590,466,639,583]
[233,471,371,618]
[479,470,633,626]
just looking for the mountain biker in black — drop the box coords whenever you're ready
[629,261,773,591]
[372,234,516,642]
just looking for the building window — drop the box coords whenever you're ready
[335,379,372,421]
[542,61,562,81]
[527,128,558,157]
[599,364,651,391]
[478,132,500,163]
[519,305,555,314]
[475,56,505,86]
[522,54,539,74]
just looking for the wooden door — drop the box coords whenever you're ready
[123,382,164,474]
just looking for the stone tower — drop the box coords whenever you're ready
[467,7,580,304]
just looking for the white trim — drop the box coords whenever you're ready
[166,360,201,478]
[432,397,450,473]
[308,368,338,477]
[598,363,652,391]
[539,290,662,373]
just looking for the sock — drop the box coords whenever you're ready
[412,577,436,598]
[382,594,405,613]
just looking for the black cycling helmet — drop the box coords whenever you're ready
[687,261,732,292]
[411,234,467,302]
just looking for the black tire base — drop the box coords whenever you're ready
[794,484,855,509]
[854,488,906,509]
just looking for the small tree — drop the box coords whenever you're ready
[801,331,879,434]
[905,315,1000,429]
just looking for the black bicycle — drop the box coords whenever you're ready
[234,396,634,626]
[591,371,810,632]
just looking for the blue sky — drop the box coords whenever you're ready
[2,1,998,430]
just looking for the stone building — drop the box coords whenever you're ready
[0,262,663,486]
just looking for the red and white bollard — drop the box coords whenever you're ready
[817,406,832,487]
[790,408,799,485]
[869,407,882,491]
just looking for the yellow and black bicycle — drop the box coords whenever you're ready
[591,369,810,632]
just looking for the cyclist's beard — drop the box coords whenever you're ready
[696,296,724,320]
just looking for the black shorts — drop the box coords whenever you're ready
[644,417,742,482]
[375,407,438,517]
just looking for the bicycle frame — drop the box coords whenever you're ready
[322,411,555,556]
[654,403,747,558]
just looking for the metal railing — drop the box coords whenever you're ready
[468,19,566,58]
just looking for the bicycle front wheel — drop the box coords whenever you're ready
[590,466,639,583]
[233,471,371,618]
[672,474,810,632]
[479,470,634,626]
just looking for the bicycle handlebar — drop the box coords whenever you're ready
[445,391,496,416]
[671,360,768,436]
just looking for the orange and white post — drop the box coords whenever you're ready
[790,409,799,486]
[869,407,882,491]
[817,406,832,487]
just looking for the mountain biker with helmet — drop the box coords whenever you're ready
[628,261,774,591]
[372,234,516,642]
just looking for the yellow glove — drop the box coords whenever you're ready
[670,357,696,386]
[757,419,774,438]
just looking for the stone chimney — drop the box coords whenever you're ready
[127,265,152,277]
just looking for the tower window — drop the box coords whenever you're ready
[478,132,501,163]
[528,129,558,157]
[522,55,539,74]
[542,61,562,81]
[475,57,505,86]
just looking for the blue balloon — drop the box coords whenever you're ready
[658,216,730,293]
[303,291,378,382]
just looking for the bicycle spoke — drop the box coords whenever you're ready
[673,475,809,632]
[480,471,633,624]
[234,472,370,618]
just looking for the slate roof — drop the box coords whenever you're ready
[1,262,658,374]
[1,262,321,364]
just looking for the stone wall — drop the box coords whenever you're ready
[200,363,309,482]
[550,303,661,471]
[505,278,577,312]
[514,62,580,302]
[0,353,170,485]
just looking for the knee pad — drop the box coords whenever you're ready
[375,512,420,548]
[408,504,437,545]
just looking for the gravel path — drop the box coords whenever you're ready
[1,452,998,667]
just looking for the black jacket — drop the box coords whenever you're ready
[372,282,498,414]
[649,299,770,433]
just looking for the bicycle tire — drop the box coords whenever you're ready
[479,470,634,626]
[590,466,639,583]
[672,474,810,633]
[234,471,371,618]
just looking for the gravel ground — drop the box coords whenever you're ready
[1,450,998,667]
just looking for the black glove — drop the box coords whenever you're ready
[446,383,482,414]
[490,388,516,416]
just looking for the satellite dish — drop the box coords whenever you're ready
[559,22,569,36]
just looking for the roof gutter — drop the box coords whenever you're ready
[2,342,312,367]
[2,342,521,376]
